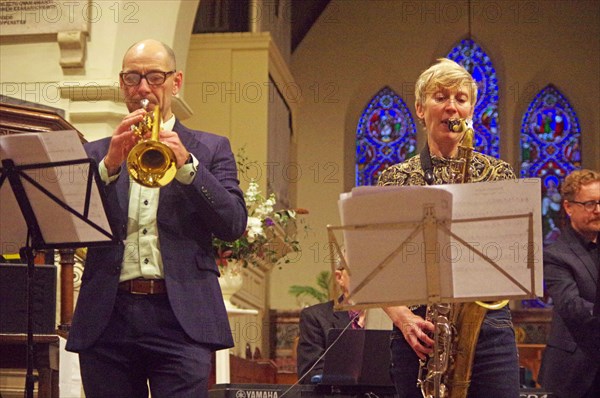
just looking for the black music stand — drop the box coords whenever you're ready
[0,156,118,398]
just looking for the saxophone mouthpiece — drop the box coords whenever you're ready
[447,119,461,132]
[447,118,474,133]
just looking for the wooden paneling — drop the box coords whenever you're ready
[0,334,59,398]
[518,344,546,388]
[512,308,552,387]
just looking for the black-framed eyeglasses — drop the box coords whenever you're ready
[120,70,176,86]
[569,200,600,212]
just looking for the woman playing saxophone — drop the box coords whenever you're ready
[377,58,520,398]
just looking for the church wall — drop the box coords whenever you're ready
[1,0,598,313]
[0,0,200,142]
[251,0,291,64]
[0,2,203,392]
[267,0,600,309]
[186,32,271,192]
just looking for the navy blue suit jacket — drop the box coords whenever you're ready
[539,226,599,397]
[66,120,247,352]
[296,300,351,383]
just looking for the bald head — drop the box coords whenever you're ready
[119,39,183,119]
[123,39,176,70]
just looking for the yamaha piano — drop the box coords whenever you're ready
[209,383,397,398]
[209,384,554,398]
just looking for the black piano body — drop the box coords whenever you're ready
[208,383,398,398]
[209,384,555,398]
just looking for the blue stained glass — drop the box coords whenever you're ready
[447,39,500,157]
[356,87,417,186]
[520,84,581,245]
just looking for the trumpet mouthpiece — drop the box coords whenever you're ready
[140,99,149,109]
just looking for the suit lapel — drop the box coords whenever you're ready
[330,300,351,328]
[565,227,598,288]
[173,120,193,148]
[113,170,130,237]
[156,120,189,213]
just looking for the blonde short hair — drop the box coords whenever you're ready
[415,58,478,107]
[560,169,600,201]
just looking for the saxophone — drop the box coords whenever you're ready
[417,118,489,398]
[447,118,474,184]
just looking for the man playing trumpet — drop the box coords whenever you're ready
[66,39,247,398]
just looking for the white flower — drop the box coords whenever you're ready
[256,194,276,217]
[213,165,307,269]
[245,181,260,205]
[246,216,264,242]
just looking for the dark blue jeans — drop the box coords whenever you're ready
[389,306,520,398]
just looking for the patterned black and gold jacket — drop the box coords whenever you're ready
[377,151,516,186]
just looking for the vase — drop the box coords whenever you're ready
[218,261,244,311]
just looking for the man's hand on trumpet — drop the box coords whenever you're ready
[103,109,146,176]
[156,129,190,168]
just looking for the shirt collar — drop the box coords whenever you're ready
[569,224,599,251]
[162,114,176,131]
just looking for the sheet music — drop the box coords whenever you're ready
[336,179,542,306]
[338,186,453,307]
[434,179,543,298]
[0,131,112,251]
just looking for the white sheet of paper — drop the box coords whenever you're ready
[337,179,542,307]
[0,131,112,251]
[338,185,453,307]
[435,178,543,299]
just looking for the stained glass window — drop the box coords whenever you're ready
[355,86,417,186]
[520,84,581,244]
[447,39,500,157]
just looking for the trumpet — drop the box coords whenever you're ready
[126,99,177,188]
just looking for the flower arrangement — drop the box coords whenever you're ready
[213,155,308,271]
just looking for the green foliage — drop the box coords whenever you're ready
[288,270,331,304]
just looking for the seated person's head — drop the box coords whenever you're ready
[334,265,351,299]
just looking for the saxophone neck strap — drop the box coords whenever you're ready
[420,142,435,185]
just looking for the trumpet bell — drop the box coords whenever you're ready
[126,101,177,188]
[127,140,177,188]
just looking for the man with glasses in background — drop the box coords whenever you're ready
[539,169,600,398]
[66,39,247,398]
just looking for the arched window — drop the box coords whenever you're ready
[447,39,500,157]
[520,84,581,244]
[355,87,417,186]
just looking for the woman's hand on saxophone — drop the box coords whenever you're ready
[384,306,434,360]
